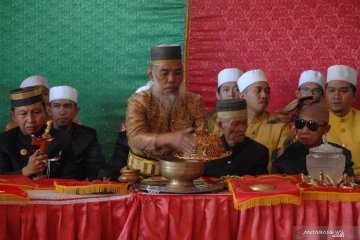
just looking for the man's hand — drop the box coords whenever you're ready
[21,149,48,177]
[156,128,196,153]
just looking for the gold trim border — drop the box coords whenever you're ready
[10,88,42,101]
[218,110,248,119]
[151,59,182,65]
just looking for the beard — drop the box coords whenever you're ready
[151,80,186,114]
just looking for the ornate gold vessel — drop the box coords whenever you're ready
[159,159,204,189]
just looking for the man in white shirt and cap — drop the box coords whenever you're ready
[296,70,325,101]
[20,75,50,106]
[207,68,243,134]
[47,86,105,180]
[5,75,50,131]
[325,64,360,175]
[237,69,290,169]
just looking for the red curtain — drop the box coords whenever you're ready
[187,0,360,112]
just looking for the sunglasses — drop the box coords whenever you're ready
[294,119,327,132]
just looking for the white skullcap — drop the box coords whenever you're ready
[327,65,358,87]
[49,86,78,103]
[217,68,244,88]
[20,75,49,89]
[298,70,325,89]
[237,69,268,92]
[135,80,153,93]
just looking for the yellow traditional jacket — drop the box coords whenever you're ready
[245,112,291,163]
[206,110,217,134]
[328,108,360,176]
[126,90,207,159]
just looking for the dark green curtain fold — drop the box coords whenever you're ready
[0,0,186,159]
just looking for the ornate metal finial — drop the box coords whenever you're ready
[31,120,54,155]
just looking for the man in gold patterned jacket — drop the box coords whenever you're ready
[126,44,207,176]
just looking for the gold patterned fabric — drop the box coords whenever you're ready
[126,90,207,160]
[328,108,360,176]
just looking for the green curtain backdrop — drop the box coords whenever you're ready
[0,0,186,160]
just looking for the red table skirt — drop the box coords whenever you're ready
[0,194,139,240]
[138,193,360,240]
[1,192,360,240]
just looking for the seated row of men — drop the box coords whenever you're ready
[0,44,358,180]
[125,44,358,178]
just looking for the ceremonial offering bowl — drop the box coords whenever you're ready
[118,168,140,184]
[159,159,204,189]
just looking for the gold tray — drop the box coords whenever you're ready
[174,151,232,161]
[136,180,227,194]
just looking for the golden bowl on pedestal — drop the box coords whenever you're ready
[159,159,204,189]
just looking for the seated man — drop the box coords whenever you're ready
[47,86,105,180]
[5,75,50,131]
[274,70,326,154]
[296,70,325,101]
[126,44,207,176]
[0,86,72,178]
[325,65,360,175]
[204,98,269,177]
[237,69,290,167]
[272,102,354,176]
[207,68,243,134]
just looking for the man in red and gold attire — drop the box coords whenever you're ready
[126,44,207,176]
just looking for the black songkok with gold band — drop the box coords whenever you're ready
[10,86,43,108]
[216,98,247,119]
[150,44,182,64]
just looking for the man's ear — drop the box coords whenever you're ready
[239,92,245,99]
[46,106,52,116]
[295,89,300,99]
[74,107,80,117]
[216,91,220,100]
[148,68,154,80]
[10,111,15,121]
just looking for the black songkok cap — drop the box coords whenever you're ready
[216,98,247,119]
[10,86,43,108]
[151,44,182,62]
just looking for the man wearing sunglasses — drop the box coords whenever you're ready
[271,102,354,177]
[325,65,360,176]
